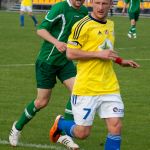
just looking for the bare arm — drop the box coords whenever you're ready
[37,29,66,52]
[66,47,118,60]
[122,2,128,15]
[140,2,144,10]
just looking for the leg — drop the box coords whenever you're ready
[99,94,124,150]
[105,118,122,150]
[9,88,51,146]
[9,60,55,146]
[128,12,138,38]
[20,11,24,27]
[50,115,91,141]
[50,95,96,142]
[58,78,80,148]
[28,11,38,27]
[16,88,51,130]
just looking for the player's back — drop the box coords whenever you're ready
[128,0,141,12]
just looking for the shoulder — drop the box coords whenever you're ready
[107,19,114,26]
[74,15,91,28]
[80,5,89,14]
[51,1,67,10]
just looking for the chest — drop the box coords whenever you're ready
[88,24,114,44]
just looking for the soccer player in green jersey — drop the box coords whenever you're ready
[49,0,140,149]
[9,0,88,149]
[122,0,144,38]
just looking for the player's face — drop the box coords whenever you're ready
[71,0,85,9]
[91,0,112,21]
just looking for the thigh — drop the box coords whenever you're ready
[57,61,76,84]
[97,94,124,118]
[63,77,75,92]
[71,95,98,126]
[35,60,57,89]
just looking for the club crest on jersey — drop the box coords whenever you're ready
[105,30,109,35]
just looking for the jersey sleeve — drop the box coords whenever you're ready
[37,3,63,30]
[67,20,88,49]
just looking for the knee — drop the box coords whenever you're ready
[74,126,91,139]
[77,131,90,139]
[108,120,122,135]
[34,97,49,109]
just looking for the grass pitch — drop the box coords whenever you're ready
[0,11,150,150]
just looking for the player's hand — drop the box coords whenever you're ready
[98,50,118,60]
[120,60,140,68]
[54,41,67,52]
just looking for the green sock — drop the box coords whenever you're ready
[130,25,136,34]
[15,100,40,131]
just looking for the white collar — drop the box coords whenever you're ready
[67,0,72,7]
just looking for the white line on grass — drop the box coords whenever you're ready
[0,58,150,68]
[0,138,66,150]
[0,64,34,67]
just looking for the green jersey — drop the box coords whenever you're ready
[125,0,143,13]
[37,0,88,65]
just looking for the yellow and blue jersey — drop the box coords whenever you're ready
[67,15,120,96]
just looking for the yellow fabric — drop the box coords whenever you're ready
[21,0,32,6]
[67,16,120,96]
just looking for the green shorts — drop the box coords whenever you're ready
[128,11,140,21]
[35,60,76,89]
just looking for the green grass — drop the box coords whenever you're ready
[0,11,150,150]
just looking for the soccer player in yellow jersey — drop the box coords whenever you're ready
[50,0,140,149]
[20,0,38,27]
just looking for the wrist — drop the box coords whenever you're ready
[115,57,123,65]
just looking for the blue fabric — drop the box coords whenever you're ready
[58,118,76,137]
[31,16,38,26]
[20,15,24,26]
[105,134,121,150]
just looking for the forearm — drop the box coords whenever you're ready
[67,48,118,60]
[66,48,100,60]
[37,29,58,45]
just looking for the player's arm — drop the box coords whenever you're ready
[37,3,66,52]
[66,47,118,60]
[114,57,140,68]
[37,29,66,52]
[140,0,144,10]
[122,1,128,15]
